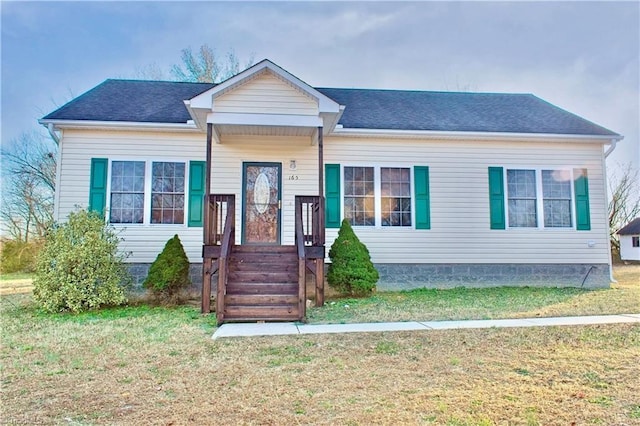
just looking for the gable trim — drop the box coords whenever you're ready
[189,59,341,114]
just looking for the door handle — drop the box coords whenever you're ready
[278,200,282,209]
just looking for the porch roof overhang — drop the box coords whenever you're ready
[184,59,344,143]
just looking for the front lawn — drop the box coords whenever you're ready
[1,294,638,424]
[1,265,638,424]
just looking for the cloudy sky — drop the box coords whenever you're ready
[2,1,638,173]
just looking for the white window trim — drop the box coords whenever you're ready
[106,158,189,227]
[504,167,576,230]
[341,164,415,229]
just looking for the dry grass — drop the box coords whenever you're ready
[308,264,640,324]
[1,265,638,425]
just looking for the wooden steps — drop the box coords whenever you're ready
[222,245,300,322]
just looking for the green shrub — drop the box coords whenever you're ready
[143,234,191,298]
[327,219,379,296]
[33,210,130,313]
[0,239,42,273]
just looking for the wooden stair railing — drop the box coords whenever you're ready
[202,194,324,323]
[295,196,325,309]
[201,194,235,315]
[215,198,235,324]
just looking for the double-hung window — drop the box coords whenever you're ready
[344,167,375,226]
[380,167,412,227]
[108,160,185,225]
[151,162,185,224]
[505,168,573,228]
[343,166,412,227]
[110,161,145,224]
[541,170,572,227]
[507,169,537,227]
[89,158,205,227]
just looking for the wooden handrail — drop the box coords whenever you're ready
[294,195,324,247]
[294,197,306,320]
[214,195,235,325]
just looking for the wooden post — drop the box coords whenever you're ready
[318,127,325,245]
[315,258,324,307]
[201,123,213,314]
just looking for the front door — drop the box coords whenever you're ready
[242,162,282,244]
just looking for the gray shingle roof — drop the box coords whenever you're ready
[43,79,619,137]
[43,79,215,123]
[316,87,618,136]
[617,218,640,235]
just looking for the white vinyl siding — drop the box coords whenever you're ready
[209,135,320,247]
[324,136,609,265]
[56,129,205,263]
[56,128,609,266]
[214,71,318,116]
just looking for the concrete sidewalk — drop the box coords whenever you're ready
[212,313,640,339]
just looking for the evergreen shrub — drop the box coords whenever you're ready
[327,219,379,296]
[143,234,191,299]
[33,210,130,313]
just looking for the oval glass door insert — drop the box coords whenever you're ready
[253,172,271,214]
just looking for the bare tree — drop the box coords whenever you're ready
[1,131,57,242]
[608,162,640,255]
[170,45,254,83]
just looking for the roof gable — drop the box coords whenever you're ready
[188,59,340,114]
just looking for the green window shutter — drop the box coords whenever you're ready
[325,164,341,228]
[488,167,506,230]
[574,168,591,230]
[414,166,431,229]
[188,161,206,227]
[89,158,108,218]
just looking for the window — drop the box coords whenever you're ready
[344,166,375,226]
[343,166,412,227]
[507,169,537,227]
[506,168,573,229]
[110,161,145,224]
[151,162,185,224]
[633,236,640,248]
[108,160,186,225]
[381,167,411,226]
[542,170,572,227]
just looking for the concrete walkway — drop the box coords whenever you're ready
[212,313,640,339]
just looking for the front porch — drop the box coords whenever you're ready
[184,60,343,323]
[201,194,325,324]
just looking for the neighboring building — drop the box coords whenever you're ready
[40,60,622,321]
[618,218,640,261]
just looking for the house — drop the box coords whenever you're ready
[618,218,640,261]
[40,59,622,323]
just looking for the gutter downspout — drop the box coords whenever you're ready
[604,138,618,158]
[603,137,622,283]
[45,123,62,221]
[46,123,61,144]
